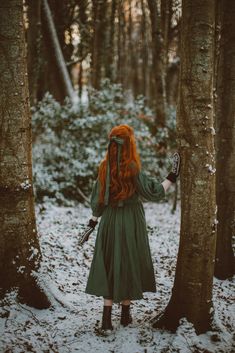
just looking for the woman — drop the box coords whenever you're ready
[84,124,180,335]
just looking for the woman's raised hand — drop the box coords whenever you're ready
[166,152,181,183]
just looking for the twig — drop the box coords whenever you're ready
[77,186,90,205]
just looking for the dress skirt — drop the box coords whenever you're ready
[85,170,165,303]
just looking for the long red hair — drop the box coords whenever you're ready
[98,124,141,204]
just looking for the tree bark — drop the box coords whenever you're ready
[141,0,148,98]
[153,0,216,334]
[77,0,90,98]
[105,0,117,81]
[41,0,75,101]
[91,0,108,89]
[0,0,50,308]
[214,0,235,279]
[117,0,126,86]
[147,0,167,126]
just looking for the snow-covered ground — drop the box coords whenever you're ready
[0,201,234,353]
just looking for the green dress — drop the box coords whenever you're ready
[85,170,165,303]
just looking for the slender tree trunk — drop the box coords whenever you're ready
[41,0,74,101]
[91,0,107,89]
[127,0,133,91]
[147,0,167,126]
[127,0,140,97]
[214,0,235,279]
[105,0,117,80]
[160,0,170,109]
[77,0,89,99]
[0,0,50,308]
[117,0,125,86]
[141,0,148,97]
[153,0,216,334]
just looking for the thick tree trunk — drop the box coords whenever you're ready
[153,0,216,334]
[214,0,235,279]
[0,0,50,308]
[41,0,75,101]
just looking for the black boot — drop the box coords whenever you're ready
[101,306,113,333]
[120,304,132,327]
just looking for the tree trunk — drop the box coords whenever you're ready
[41,0,75,101]
[77,0,89,98]
[141,0,148,98]
[117,0,125,86]
[153,0,216,334]
[91,0,108,89]
[105,0,117,81]
[0,0,50,309]
[214,0,235,279]
[147,0,167,126]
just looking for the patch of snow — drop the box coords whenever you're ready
[205,164,216,175]
[210,127,216,135]
[20,179,31,190]
[0,201,234,353]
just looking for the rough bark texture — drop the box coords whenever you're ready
[214,0,235,279]
[153,0,216,334]
[0,0,50,308]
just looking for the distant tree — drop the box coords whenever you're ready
[91,0,108,89]
[153,0,217,333]
[147,0,167,126]
[214,0,235,279]
[26,0,75,102]
[41,0,74,101]
[140,0,148,97]
[103,0,117,82]
[0,0,50,308]
[76,0,91,98]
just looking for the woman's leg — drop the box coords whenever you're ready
[101,298,113,331]
[120,299,132,326]
[121,299,130,305]
[104,298,113,306]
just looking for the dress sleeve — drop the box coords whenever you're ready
[90,179,105,217]
[136,170,165,202]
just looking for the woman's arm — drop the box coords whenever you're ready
[161,179,173,192]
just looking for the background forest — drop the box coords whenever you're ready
[28,0,179,204]
[0,0,234,352]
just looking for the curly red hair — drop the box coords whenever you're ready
[98,124,141,204]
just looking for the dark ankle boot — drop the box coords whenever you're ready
[120,304,132,327]
[101,305,113,331]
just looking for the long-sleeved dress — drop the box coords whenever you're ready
[85,170,165,303]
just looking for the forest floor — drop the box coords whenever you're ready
[0,200,234,353]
